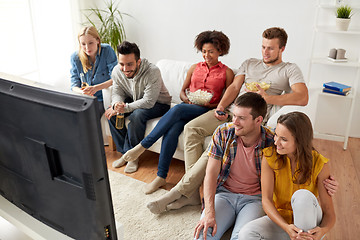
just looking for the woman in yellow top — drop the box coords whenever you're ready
[239,112,336,240]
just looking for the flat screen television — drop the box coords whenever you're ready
[0,76,117,240]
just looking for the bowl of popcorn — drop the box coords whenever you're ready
[185,88,214,105]
[245,82,271,91]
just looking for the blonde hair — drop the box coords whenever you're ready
[78,26,101,73]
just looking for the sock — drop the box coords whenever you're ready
[122,144,146,162]
[124,159,139,173]
[167,190,201,210]
[144,176,166,195]
[146,189,182,214]
[112,157,126,168]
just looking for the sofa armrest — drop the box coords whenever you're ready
[266,88,316,129]
[266,105,312,130]
[102,86,113,110]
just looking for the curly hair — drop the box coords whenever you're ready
[262,27,288,49]
[194,30,230,56]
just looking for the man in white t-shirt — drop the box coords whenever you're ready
[147,27,337,214]
[235,56,306,122]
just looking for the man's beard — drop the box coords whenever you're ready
[124,65,139,78]
[263,56,279,64]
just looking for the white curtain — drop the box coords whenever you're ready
[0,0,81,90]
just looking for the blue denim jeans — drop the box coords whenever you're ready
[238,189,323,240]
[141,103,209,179]
[108,102,170,154]
[196,186,265,240]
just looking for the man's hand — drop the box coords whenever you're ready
[105,107,117,120]
[214,107,228,121]
[194,214,217,240]
[245,83,269,101]
[323,175,339,197]
[113,102,126,114]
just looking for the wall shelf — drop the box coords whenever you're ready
[319,4,360,10]
[316,26,360,35]
[308,0,360,150]
[311,58,360,67]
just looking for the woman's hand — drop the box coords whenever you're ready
[285,224,303,240]
[303,226,325,240]
[82,85,98,96]
[180,90,191,104]
[295,226,325,240]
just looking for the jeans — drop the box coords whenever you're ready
[141,103,209,179]
[108,102,170,154]
[195,186,265,240]
[238,189,323,240]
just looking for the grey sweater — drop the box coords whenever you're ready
[111,58,171,113]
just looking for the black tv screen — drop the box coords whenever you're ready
[0,77,117,240]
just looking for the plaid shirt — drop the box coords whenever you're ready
[207,122,274,189]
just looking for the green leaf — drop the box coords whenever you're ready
[81,0,132,53]
[336,5,353,19]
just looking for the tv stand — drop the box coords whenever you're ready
[0,196,123,240]
[0,195,73,239]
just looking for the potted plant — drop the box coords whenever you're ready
[83,0,131,52]
[336,5,353,31]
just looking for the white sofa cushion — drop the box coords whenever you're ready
[156,59,193,104]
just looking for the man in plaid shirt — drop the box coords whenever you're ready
[194,92,274,240]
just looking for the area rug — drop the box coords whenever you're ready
[107,170,202,239]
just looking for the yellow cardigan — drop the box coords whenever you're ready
[263,147,329,224]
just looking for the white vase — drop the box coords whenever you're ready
[336,18,351,31]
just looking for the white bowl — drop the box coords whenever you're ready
[185,88,213,105]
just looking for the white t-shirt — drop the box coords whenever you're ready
[236,58,305,121]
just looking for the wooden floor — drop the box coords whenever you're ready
[105,137,360,240]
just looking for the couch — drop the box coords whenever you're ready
[102,59,305,161]
[102,59,197,161]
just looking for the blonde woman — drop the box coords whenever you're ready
[70,26,117,116]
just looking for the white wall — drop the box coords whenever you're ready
[1,0,359,137]
[0,0,80,91]
[118,0,316,73]
[110,0,359,137]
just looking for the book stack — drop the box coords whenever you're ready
[323,81,351,96]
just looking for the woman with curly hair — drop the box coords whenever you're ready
[113,30,234,194]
